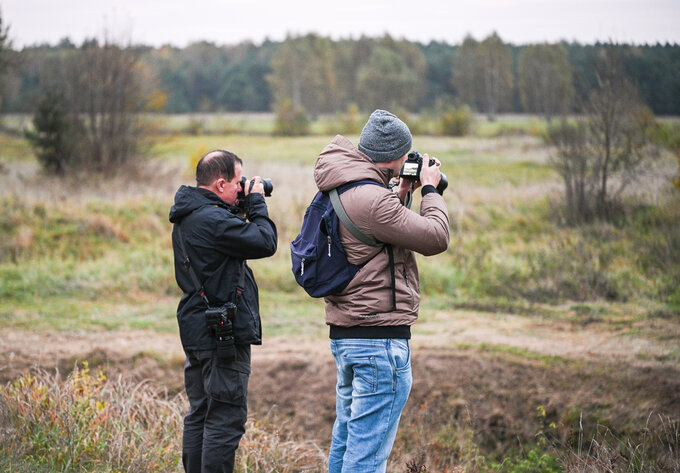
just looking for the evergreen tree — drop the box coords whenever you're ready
[25,92,78,175]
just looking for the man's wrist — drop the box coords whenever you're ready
[421,184,438,197]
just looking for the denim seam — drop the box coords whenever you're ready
[373,372,398,472]
[386,343,397,392]
[394,341,411,373]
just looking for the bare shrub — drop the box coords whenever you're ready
[547,46,658,224]
[68,38,152,173]
[26,34,155,176]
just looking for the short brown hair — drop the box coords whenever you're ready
[196,150,242,186]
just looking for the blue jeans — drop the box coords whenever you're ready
[329,338,412,473]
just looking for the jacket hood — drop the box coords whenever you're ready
[169,185,231,223]
[314,135,394,192]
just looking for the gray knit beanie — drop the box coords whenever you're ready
[358,109,412,162]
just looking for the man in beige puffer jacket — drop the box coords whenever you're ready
[315,109,449,473]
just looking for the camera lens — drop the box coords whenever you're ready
[239,176,273,197]
[261,178,273,197]
[436,173,448,195]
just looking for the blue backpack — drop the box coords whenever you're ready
[290,180,384,298]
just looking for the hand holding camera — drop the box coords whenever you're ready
[238,176,273,198]
[399,151,448,195]
[236,176,274,213]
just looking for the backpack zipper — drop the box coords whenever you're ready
[327,235,331,257]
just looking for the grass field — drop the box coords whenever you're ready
[1,113,679,472]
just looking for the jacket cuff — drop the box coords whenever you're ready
[244,193,267,218]
[421,185,438,197]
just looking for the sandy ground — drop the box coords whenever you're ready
[2,309,677,382]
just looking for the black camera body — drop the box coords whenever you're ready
[399,151,448,195]
[205,302,237,362]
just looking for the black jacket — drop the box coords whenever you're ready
[169,185,277,351]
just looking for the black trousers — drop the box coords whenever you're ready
[182,345,251,473]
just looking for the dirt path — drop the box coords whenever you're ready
[412,309,680,366]
[2,309,677,383]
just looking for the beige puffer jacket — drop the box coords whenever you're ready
[313,135,450,327]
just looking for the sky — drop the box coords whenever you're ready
[3,0,680,48]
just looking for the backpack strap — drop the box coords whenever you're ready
[329,187,381,247]
[329,180,397,311]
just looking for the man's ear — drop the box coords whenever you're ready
[215,177,226,193]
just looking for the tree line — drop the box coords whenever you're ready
[1,33,679,117]
[2,15,677,227]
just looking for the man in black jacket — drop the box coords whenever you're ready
[169,149,277,473]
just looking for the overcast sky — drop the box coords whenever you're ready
[3,0,679,48]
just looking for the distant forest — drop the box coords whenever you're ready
[2,33,679,116]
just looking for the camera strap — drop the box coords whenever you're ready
[403,190,413,210]
[233,260,246,306]
[175,224,212,306]
[176,223,248,309]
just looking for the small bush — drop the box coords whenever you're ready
[188,144,207,176]
[333,103,362,135]
[183,116,206,135]
[440,106,473,136]
[492,449,561,473]
[273,99,310,136]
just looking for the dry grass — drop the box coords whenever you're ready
[0,365,329,473]
[560,413,680,473]
[0,363,182,472]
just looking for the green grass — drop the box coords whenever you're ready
[456,341,572,366]
[2,125,678,338]
[0,134,32,162]
[151,134,338,167]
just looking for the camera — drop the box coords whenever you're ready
[237,176,273,200]
[205,303,237,362]
[399,151,448,195]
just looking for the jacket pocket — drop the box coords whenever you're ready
[400,263,417,311]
